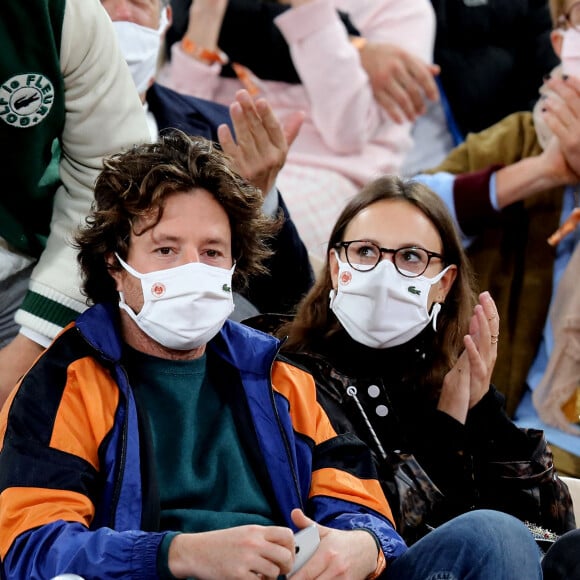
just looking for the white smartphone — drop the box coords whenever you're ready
[287,524,320,578]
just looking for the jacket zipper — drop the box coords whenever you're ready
[109,366,131,529]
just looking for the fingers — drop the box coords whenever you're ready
[361,43,439,123]
[254,96,287,152]
[219,89,290,194]
[479,291,500,345]
[250,526,296,577]
[291,508,317,531]
[281,110,305,149]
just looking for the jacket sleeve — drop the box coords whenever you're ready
[14,0,150,341]
[243,192,314,315]
[272,361,408,563]
[273,0,435,153]
[217,0,360,84]
[412,387,576,534]
[0,336,164,579]
[414,111,543,236]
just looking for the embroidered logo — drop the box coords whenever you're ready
[151,282,166,297]
[408,286,421,295]
[0,73,54,128]
[340,271,352,286]
[222,284,231,293]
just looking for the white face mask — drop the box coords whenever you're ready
[329,253,450,349]
[112,8,168,95]
[115,254,235,350]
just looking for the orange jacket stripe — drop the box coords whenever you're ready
[311,467,395,525]
[272,361,339,443]
[0,487,93,559]
[50,357,119,470]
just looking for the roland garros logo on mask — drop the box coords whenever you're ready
[0,73,54,128]
[151,282,166,297]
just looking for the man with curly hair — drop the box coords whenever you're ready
[0,130,404,579]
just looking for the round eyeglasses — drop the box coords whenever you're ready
[558,1,580,30]
[335,240,445,278]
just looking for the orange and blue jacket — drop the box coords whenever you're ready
[0,303,406,579]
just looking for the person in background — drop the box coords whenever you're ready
[250,176,573,548]
[402,0,559,175]
[0,0,150,408]
[254,177,574,542]
[166,0,441,125]
[413,0,580,476]
[160,0,437,258]
[102,0,314,319]
[0,131,401,580]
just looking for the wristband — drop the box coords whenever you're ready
[350,36,368,51]
[181,37,228,65]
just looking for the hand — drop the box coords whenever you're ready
[438,292,499,423]
[0,334,45,410]
[168,524,295,579]
[290,509,378,580]
[463,291,499,408]
[541,74,580,178]
[358,42,440,123]
[218,89,304,196]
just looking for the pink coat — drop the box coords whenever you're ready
[161,0,436,186]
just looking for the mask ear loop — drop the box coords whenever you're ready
[431,302,442,332]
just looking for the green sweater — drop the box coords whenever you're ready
[126,348,276,578]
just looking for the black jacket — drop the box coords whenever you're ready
[245,314,576,543]
[289,328,576,542]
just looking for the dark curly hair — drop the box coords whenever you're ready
[75,129,280,305]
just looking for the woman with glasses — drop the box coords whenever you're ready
[245,175,575,574]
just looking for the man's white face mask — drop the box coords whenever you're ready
[113,7,169,95]
[329,252,449,349]
[115,253,235,350]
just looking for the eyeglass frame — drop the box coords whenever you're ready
[334,240,446,278]
[557,1,580,29]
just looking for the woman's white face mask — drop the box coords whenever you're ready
[329,252,450,349]
[113,7,169,95]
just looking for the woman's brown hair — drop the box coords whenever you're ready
[281,175,477,387]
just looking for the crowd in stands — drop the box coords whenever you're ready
[0,0,578,577]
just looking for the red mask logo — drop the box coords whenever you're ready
[340,271,352,285]
[151,282,166,297]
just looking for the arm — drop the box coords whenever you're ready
[415,111,576,238]
[0,341,166,579]
[218,0,361,84]
[217,90,314,313]
[274,0,436,152]
[164,0,228,100]
[0,0,150,408]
